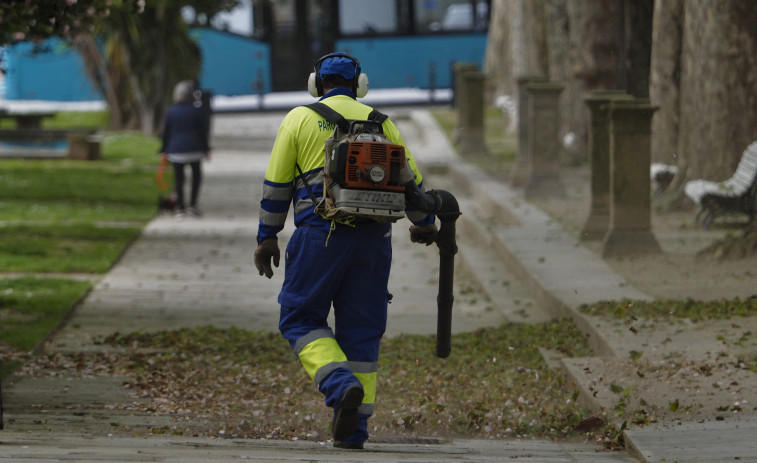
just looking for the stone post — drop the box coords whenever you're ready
[456,71,488,156]
[509,75,547,187]
[452,62,479,109]
[524,81,565,199]
[602,99,661,257]
[67,132,102,160]
[580,91,632,241]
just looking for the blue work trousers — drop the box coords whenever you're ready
[278,222,392,443]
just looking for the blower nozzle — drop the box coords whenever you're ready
[404,181,460,358]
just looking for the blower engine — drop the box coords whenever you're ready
[324,120,412,220]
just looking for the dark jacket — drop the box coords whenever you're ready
[159,102,210,154]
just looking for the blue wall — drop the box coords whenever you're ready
[337,34,487,89]
[2,31,486,101]
[3,29,272,101]
[191,28,272,95]
[3,38,102,101]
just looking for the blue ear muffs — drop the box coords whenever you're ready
[307,52,369,98]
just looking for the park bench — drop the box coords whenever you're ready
[684,141,757,229]
[651,163,679,199]
[0,110,56,129]
[0,128,102,160]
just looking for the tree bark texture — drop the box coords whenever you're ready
[544,0,579,163]
[650,0,684,165]
[74,34,124,130]
[678,0,757,182]
[484,0,549,104]
[559,0,619,163]
[625,0,654,99]
[484,0,514,102]
[485,0,626,163]
[484,0,757,188]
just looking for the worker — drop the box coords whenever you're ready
[254,53,437,449]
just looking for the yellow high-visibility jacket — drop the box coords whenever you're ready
[257,93,433,243]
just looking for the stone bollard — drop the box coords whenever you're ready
[509,75,547,187]
[452,62,479,109]
[67,132,102,160]
[456,70,488,156]
[602,99,661,257]
[580,90,632,241]
[523,81,565,199]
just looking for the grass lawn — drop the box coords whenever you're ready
[432,107,517,180]
[0,276,92,351]
[0,113,160,355]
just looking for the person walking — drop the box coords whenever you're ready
[254,53,438,449]
[159,80,211,219]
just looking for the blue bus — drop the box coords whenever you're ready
[2,0,489,101]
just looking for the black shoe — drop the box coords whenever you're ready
[332,385,364,442]
[333,441,364,450]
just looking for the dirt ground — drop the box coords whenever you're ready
[532,165,757,302]
[529,165,757,426]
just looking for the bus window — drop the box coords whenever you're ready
[339,0,399,35]
[421,1,489,33]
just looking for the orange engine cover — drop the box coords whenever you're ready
[330,140,407,192]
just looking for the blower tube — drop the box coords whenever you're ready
[405,181,461,358]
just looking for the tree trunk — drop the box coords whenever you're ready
[74,34,125,130]
[485,0,549,99]
[73,5,201,134]
[544,0,576,162]
[559,0,618,163]
[484,0,514,103]
[650,0,684,165]
[625,0,654,99]
[678,1,757,183]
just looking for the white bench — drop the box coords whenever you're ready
[651,162,679,198]
[684,141,757,228]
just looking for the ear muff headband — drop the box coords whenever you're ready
[308,52,369,98]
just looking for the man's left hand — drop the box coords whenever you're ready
[409,224,438,246]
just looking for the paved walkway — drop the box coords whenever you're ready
[2,109,755,462]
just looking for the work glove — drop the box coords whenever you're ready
[409,223,438,246]
[254,238,280,279]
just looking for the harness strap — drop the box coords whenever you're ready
[295,163,319,205]
[305,102,350,133]
[367,109,388,124]
[305,102,388,131]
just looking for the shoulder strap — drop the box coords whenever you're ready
[368,109,388,124]
[305,102,389,132]
[295,162,319,205]
[305,102,350,133]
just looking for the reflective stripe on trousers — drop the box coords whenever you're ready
[294,328,377,415]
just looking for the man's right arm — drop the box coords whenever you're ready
[257,122,298,244]
[255,119,299,278]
